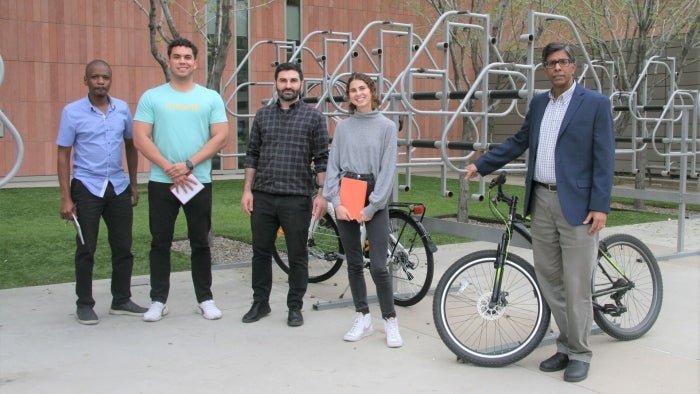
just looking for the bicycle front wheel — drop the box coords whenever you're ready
[593,233,663,340]
[432,250,551,367]
[388,210,434,306]
[273,213,344,283]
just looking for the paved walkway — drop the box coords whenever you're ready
[1,217,698,393]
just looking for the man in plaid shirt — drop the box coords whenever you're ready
[241,62,329,327]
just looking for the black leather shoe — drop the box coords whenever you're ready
[564,360,590,382]
[539,352,569,372]
[287,309,303,327]
[241,301,271,323]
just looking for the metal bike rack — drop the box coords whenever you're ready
[221,10,698,260]
[0,54,25,188]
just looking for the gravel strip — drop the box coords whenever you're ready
[172,236,254,265]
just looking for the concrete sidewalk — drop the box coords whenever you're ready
[1,219,698,393]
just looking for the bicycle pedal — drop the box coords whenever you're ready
[603,303,627,317]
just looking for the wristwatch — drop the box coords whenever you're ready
[185,160,194,171]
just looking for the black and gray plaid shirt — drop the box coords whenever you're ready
[245,100,329,196]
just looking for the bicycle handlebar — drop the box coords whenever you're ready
[486,171,528,223]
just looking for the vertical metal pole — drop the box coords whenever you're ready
[677,109,689,252]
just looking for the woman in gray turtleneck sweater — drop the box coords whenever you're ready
[322,73,402,348]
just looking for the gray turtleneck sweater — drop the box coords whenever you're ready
[323,110,397,218]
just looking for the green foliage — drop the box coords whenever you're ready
[0,175,688,289]
[0,187,190,290]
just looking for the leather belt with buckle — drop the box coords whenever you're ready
[534,181,557,191]
[342,171,374,182]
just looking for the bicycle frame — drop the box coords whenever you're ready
[432,171,662,366]
[592,243,633,316]
[487,172,637,317]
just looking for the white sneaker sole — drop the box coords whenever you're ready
[343,327,374,342]
[386,339,404,348]
[198,306,222,320]
[143,305,169,322]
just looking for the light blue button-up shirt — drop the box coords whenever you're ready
[56,96,133,197]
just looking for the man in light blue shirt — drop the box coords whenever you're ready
[57,59,147,325]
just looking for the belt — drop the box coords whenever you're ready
[342,171,374,182]
[534,181,557,191]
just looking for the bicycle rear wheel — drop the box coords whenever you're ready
[593,233,663,340]
[388,210,434,306]
[432,250,551,367]
[273,213,344,283]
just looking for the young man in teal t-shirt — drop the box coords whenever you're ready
[133,38,228,322]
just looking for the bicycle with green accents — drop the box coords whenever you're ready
[432,172,663,367]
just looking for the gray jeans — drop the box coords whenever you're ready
[336,208,396,319]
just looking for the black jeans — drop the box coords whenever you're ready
[147,181,213,304]
[250,191,311,310]
[71,180,134,308]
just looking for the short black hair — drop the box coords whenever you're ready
[542,42,576,64]
[85,59,111,76]
[275,62,303,81]
[168,38,198,59]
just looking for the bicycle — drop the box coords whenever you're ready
[432,172,663,367]
[273,200,438,306]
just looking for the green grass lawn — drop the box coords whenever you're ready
[0,175,688,289]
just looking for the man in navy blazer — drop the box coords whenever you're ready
[465,42,615,382]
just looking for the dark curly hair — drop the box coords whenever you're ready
[168,38,198,59]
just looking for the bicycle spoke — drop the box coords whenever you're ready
[433,252,550,366]
[388,210,433,306]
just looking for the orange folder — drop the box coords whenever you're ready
[339,177,368,220]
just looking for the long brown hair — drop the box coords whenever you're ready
[346,73,381,114]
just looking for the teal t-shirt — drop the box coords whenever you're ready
[134,83,228,183]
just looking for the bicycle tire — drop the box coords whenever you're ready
[273,213,344,283]
[433,250,551,367]
[593,233,663,340]
[388,210,434,306]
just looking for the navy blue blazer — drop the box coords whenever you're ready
[475,83,615,226]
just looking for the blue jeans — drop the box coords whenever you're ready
[147,181,213,304]
[250,191,311,310]
[71,180,134,308]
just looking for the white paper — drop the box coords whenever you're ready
[170,172,205,204]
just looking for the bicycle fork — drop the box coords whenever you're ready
[488,232,510,312]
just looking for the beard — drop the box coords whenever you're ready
[277,87,301,102]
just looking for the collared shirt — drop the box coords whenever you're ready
[245,100,329,196]
[56,96,133,197]
[534,82,576,184]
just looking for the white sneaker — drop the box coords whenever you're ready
[143,301,168,322]
[343,312,374,341]
[384,317,403,348]
[198,300,222,320]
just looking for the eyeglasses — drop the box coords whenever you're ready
[542,59,573,69]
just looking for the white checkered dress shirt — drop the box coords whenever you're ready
[534,83,576,184]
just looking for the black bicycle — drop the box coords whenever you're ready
[432,172,663,367]
[273,201,437,306]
